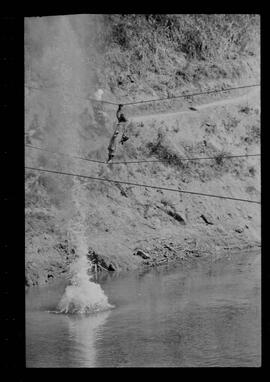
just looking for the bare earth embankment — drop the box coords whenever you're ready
[25,15,260,286]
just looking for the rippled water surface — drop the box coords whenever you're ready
[26,251,261,367]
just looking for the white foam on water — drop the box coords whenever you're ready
[58,254,114,314]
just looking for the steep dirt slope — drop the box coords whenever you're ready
[25,15,260,286]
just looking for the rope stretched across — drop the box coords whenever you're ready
[25,166,261,205]
[25,144,261,166]
[25,83,260,107]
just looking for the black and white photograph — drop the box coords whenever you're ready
[24,14,261,368]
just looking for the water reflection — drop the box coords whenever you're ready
[26,281,111,368]
[65,310,111,367]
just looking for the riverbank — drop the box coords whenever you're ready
[25,15,260,287]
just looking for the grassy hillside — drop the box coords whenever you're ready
[25,15,260,287]
[98,14,260,100]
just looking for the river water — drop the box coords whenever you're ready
[26,250,261,367]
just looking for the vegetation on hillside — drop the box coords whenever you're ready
[25,15,260,286]
[95,14,260,95]
[105,14,259,58]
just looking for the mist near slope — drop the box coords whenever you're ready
[25,15,113,313]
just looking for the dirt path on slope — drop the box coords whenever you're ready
[131,87,260,123]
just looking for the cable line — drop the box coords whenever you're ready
[25,144,105,164]
[25,85,117,105]
[122,84,260,106]
[111,154,261,164]
[25,83,260,107]
[25,144,260,166]
[25,166,261,205]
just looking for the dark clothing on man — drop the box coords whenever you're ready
[108,130,118,151]
[116,109,128,123]
[116,105,129,144]
[107,105,129,163]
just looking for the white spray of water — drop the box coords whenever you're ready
[58,256,113,314]
[33,15,113,314]
[58,178,113,314]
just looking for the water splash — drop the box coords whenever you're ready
[58,256,114,314]
[58,178,114,314]
[37,15,114,315]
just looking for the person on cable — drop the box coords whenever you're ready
[107,128,119,163]
[106,104,129,163]
[116,104,129,144]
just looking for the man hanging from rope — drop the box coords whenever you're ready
[107,104,129,163]
[117,104,129,145]
[107,128,119,164]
